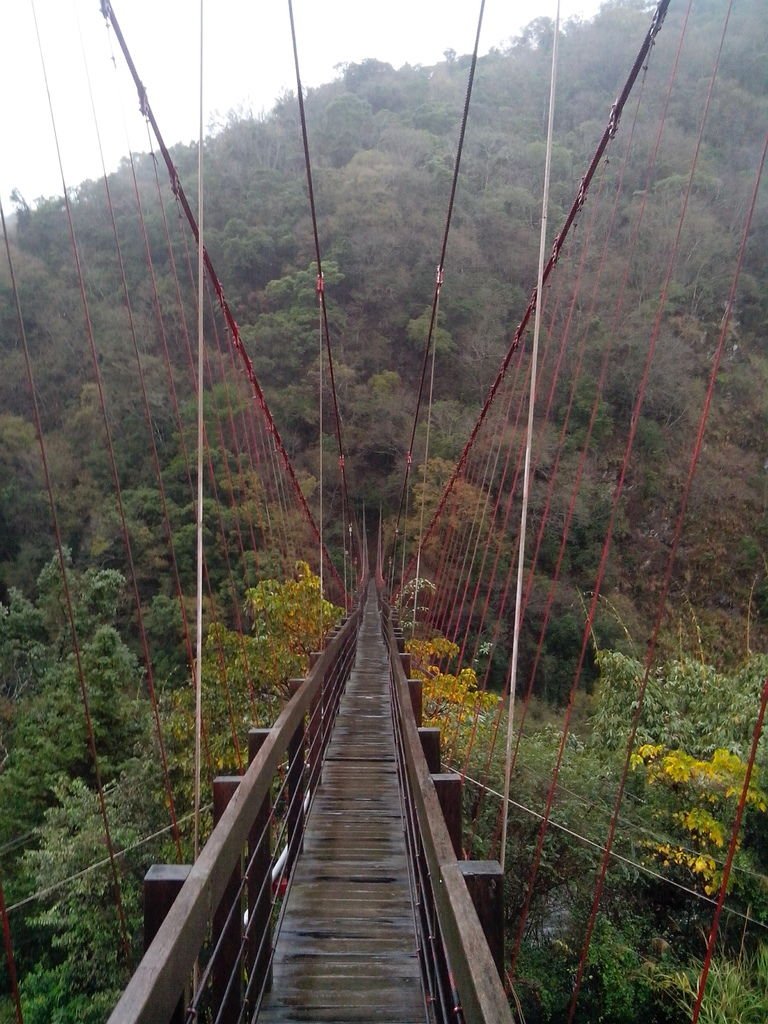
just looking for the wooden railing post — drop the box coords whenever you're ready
[407,677,423,726]
[213,776,242,1023]
[287,679,306,873]
[418,726,441,773]
[431,773,462,857]
[247,729,272,1003]
[399,651,411,677]
[143,865,191,1024]
[458,861,505,978]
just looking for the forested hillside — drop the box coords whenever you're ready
[3,0,766,651]
[1,0,767,1019]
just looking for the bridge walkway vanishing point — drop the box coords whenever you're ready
[259,586,427,1022]
[108,581,512,1024]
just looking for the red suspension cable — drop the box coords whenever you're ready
[567,119,765,1023]
[691,679,768,1021]
[390,0,487,578]
[287,0,354,581]
[511,0,724,973]
[1,175,131,962]
[407,0,672,583]
[101,0,343,595]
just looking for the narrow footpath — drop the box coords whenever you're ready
[258,587,426,1023]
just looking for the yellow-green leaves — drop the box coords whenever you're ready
[631,743,767,894]
[406,634,496,761]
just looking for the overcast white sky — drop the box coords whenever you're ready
[1,0,601,210]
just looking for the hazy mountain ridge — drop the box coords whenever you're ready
[1,0,766,658]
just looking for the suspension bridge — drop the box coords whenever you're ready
[108,581,511,1023]
[1,0,767,1021]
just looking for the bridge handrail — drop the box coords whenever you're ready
[108,607,360,1024]
[383,607,514,1024]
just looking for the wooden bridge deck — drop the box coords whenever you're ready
[258,590,427,1023]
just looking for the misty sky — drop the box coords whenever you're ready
[1,0,603,210]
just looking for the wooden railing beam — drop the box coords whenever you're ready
[247,728,272,1001]
[107,610,360,1024]
[386,614,514,1024]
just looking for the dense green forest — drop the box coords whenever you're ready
[1,0,767,1019]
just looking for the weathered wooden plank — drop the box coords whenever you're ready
[272,959,422,982]
[284,884,415,901]
[259,1008,424,1023]
[271,975,421,992]
[262,991,421,1009]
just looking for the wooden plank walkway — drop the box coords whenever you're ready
[258,588,427,1023]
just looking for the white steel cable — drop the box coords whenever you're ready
[194,0,205,865]
[463,771,767,931]
[411,288,440,635]
[500,1,561,873]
